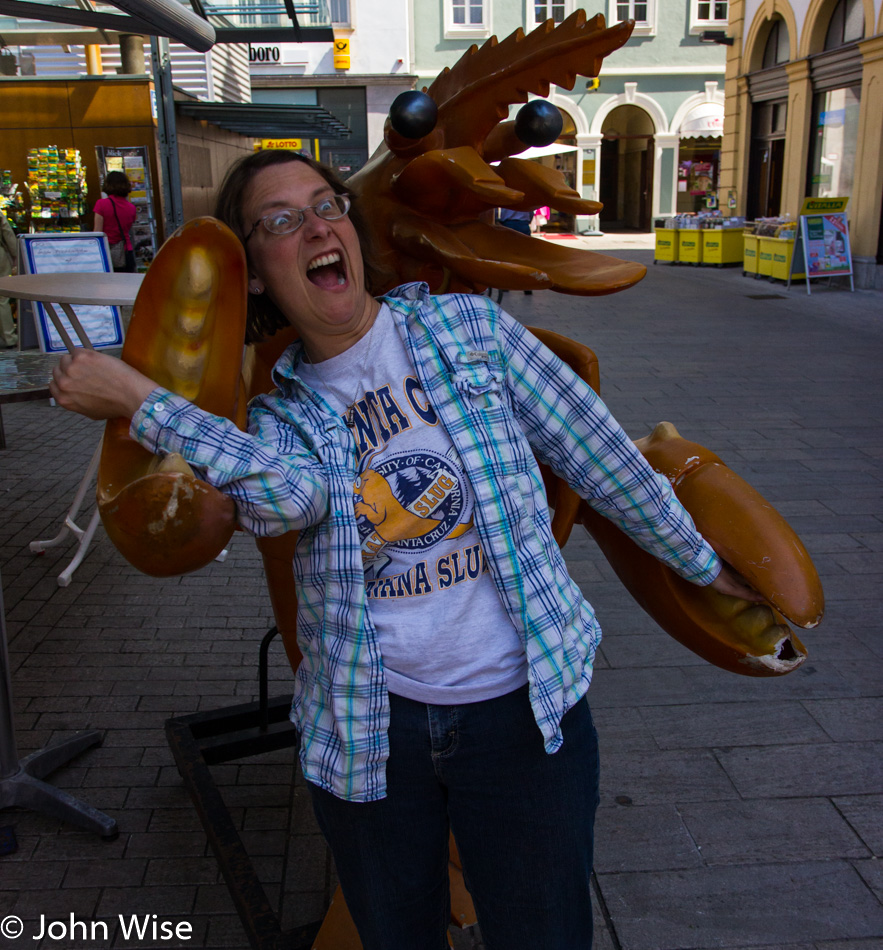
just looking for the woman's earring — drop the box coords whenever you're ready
[249,285,264,295]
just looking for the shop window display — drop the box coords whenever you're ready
[807,86,861,199]
[677,139,720,214]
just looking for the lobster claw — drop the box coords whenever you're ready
[580,422,824,676]
[97,217,248,577]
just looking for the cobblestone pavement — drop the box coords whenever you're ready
[1,245,881,949]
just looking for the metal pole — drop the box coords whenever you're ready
[150,35,184,237]
[0,572,20,779]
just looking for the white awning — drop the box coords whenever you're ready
[492,143,579,165]
[679,102,724,137]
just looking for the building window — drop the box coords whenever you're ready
[329,0,349,26]
[690,1,728,34]
[611,1,656,37]
[761,17,789,67]
[807,85,861,199]
[530,0,573,29]
[824,0,864,49]
[446,0,489,37]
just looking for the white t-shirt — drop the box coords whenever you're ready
[298,304,527,704]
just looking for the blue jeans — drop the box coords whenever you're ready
[500,218,532,236]
[307,685,600,950]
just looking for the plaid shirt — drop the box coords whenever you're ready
[132,282,720,802]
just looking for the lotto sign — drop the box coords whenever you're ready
[333,38,350,69]
[259,139,303,151]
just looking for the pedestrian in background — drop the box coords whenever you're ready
[0,208,18,348]
[497,206,533,236]
[497,207,536,293]
[93,171,137,273]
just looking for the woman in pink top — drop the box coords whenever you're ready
[93,171,137,272]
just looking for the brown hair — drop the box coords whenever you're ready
[104,171,131,197]
[214,149,381,344]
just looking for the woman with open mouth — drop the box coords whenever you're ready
[50,148,760,950]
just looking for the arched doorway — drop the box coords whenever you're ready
[599,105,655,231]
[746,15,791,220]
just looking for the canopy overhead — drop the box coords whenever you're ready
[0,0,334,52]
[679,101,724,137]
[492,143,580,165]
[176,100,351,139]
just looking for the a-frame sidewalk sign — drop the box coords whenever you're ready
[788,196,854,295]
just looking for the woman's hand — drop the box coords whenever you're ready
[708,560,767,603]
[50,349,157,421]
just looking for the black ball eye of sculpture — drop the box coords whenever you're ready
[514,100,564,147]
[389,90,439,139]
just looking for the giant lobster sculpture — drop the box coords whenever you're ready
[95,11,823,677]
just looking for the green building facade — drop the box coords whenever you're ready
[412,1,729,231]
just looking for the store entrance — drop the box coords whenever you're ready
[747,100,787,219]
[599,105,655,231]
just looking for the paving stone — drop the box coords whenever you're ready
[591,706,659,753]
[715,742,882,798]
[679,798,870,865]
[192,884,239,915]
[97,884,197,916]
[594,804,702,872]
[142,857,221,887]
[637,701,830,750]
[813,941,883,949]
[596,632,708,668]
[125,832,209,859]
[601,749,738,805]
[62,858,147,888]
[801,697,883,741]
[596,861,883,950]
[833,796,883,855]
[204,915,251,947]
[794,630,879,663]
[678,662,861,703]
[584,667,695,709]
[851,858,883,902]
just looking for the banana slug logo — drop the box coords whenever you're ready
[354,450,472,561]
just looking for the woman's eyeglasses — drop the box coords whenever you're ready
[244,194,351,243]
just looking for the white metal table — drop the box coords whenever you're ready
[0,273,142,586]
[0,272,142,352]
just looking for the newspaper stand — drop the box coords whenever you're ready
[678,229,702,265]
[743,232,759,276]
[702,228,742,267]
[757,237,775,278]
[769,237,804,281]
[654,228,679,264]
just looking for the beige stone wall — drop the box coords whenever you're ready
[176,115,254,223]
[722,0,883,287]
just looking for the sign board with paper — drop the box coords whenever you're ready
[19,232,123,353]
[789,197,854,294]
